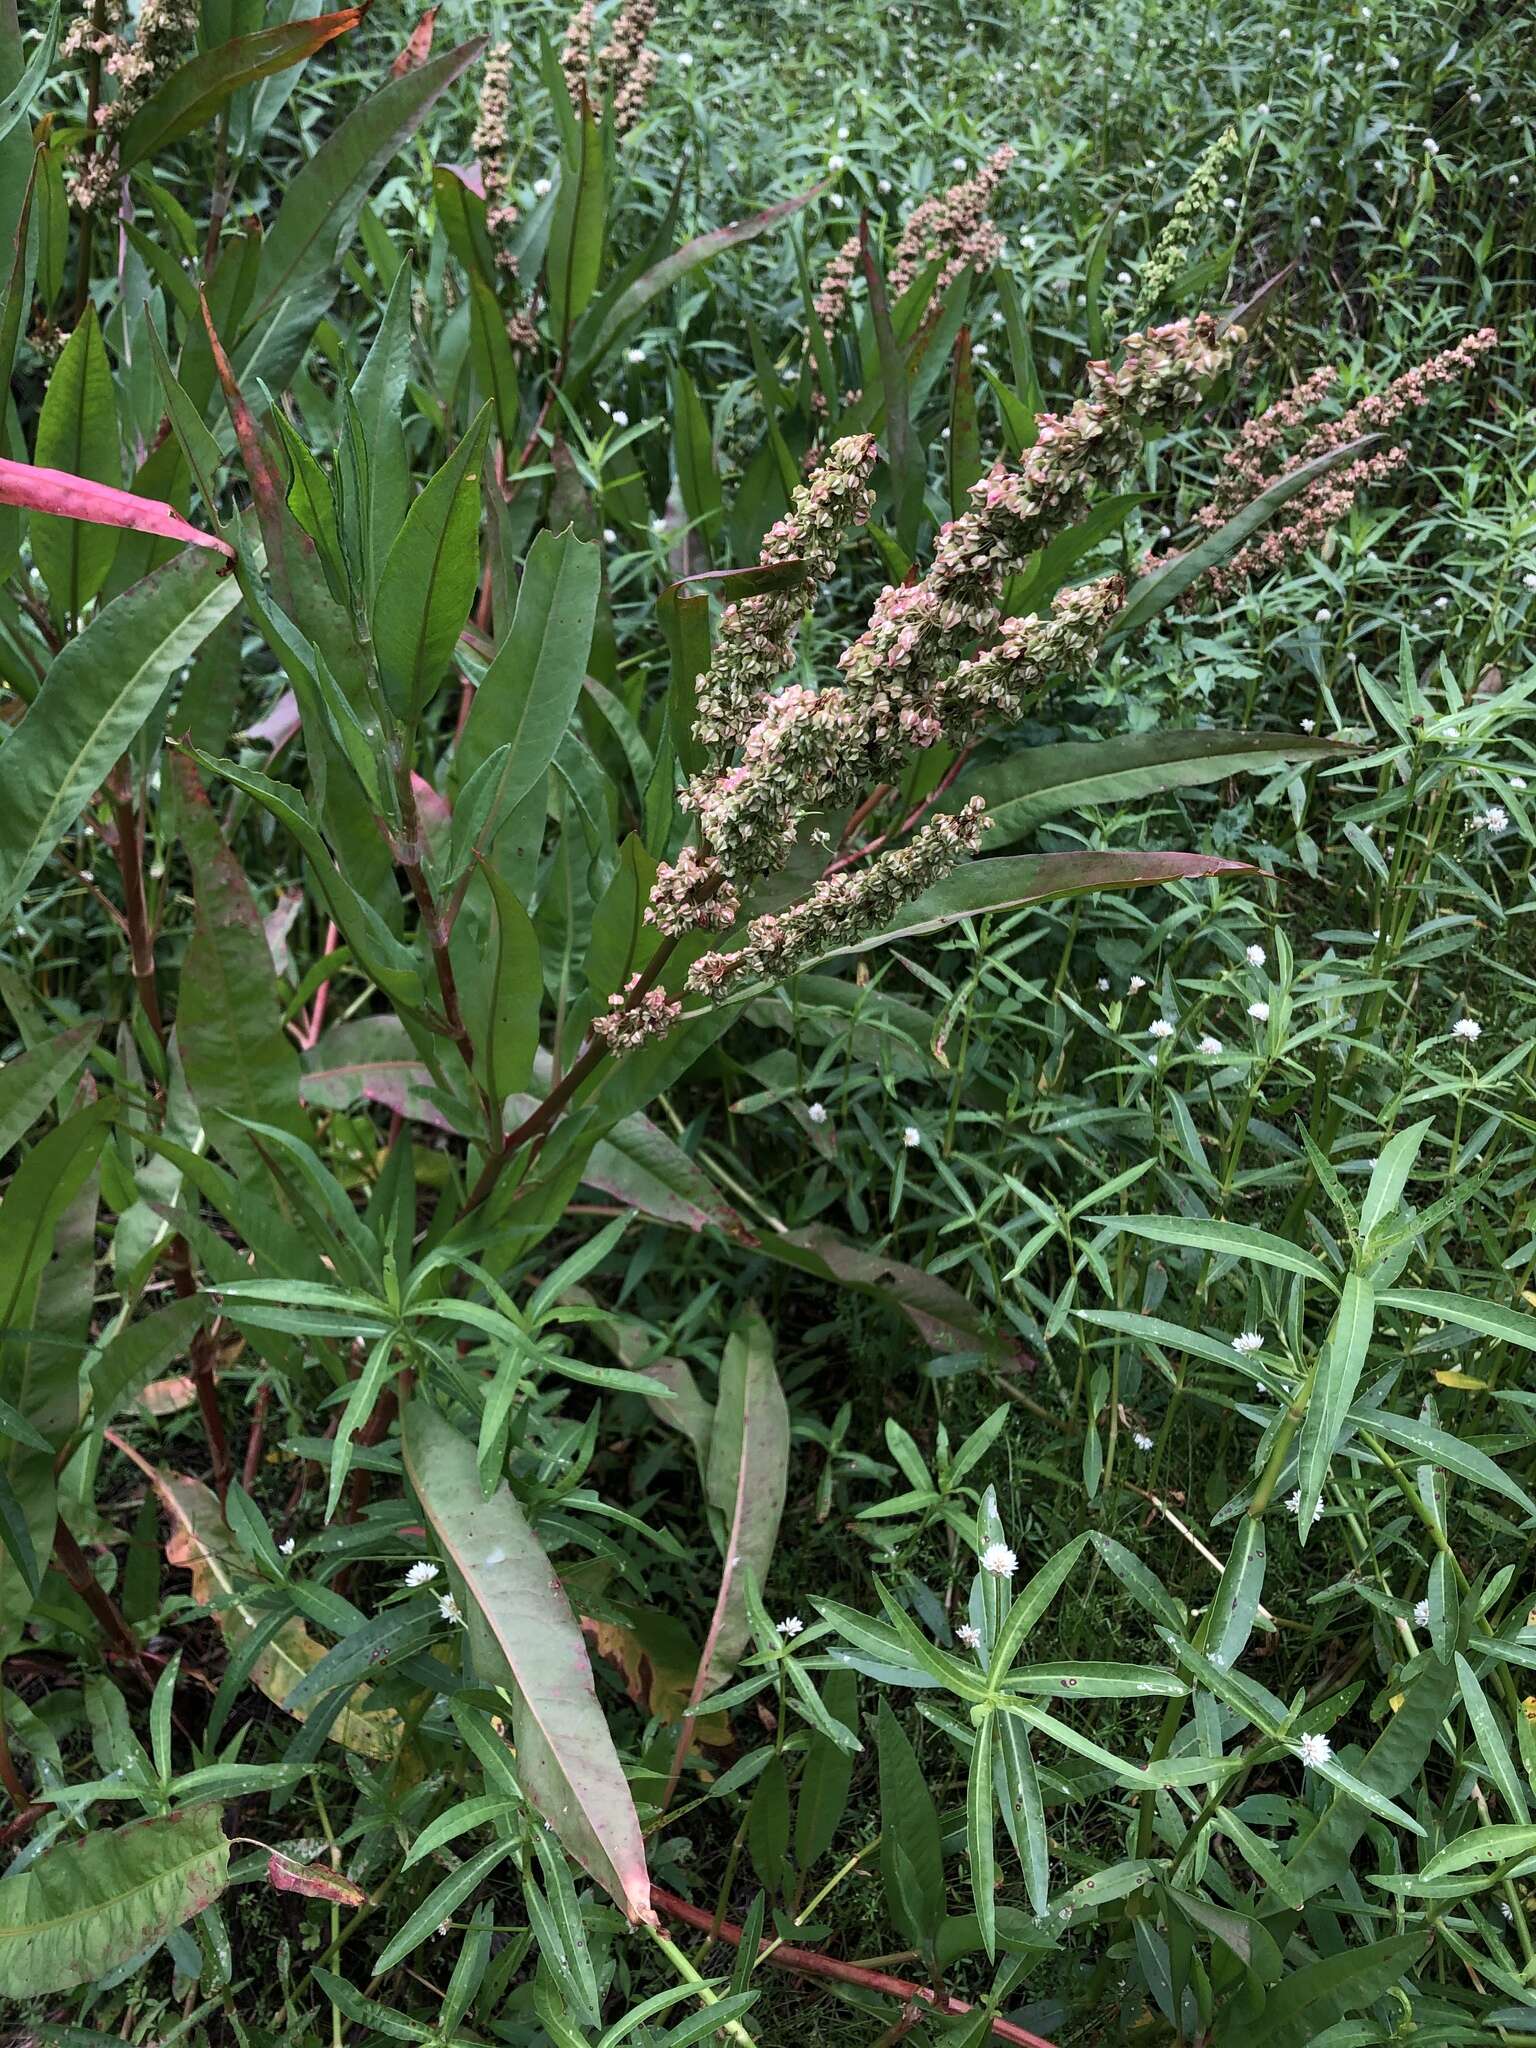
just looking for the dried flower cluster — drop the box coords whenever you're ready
[1132,125,1240,322]
[687,799,990,994]
[592,976,682,1051]
[556,0,660,136]
[814,236,861,350]
[889,146,1015,301]
[1194,327,1498,593]
[66,0,199,214]
[645,845,740,937]
[472,43,520,261]
[561,0,595,105]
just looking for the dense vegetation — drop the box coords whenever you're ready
[0,0,1533,2042]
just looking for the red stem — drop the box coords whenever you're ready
[650,1887,1057,2048]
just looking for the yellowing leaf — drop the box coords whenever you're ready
[1433,1369,1487,1390]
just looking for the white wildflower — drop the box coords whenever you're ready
[980,1541,1018,1579]
[1314,607,1331,623]
[1286,1490,1324,1525]
[903,1125,922,1149]
[1413,1598,1430,1627]
[1129,974,1147,994]
[626,347,647,364]
[1297,1731,1332,1767]
[1245,943,1267,967]
[1472,805,1510,833]
[777,1614,804,1637]
[678,50,694,66]
[1422,136,1439,154]
[806,1101,828,1125]
[405,1561,439,1588]
[278,1537,295,1556]
[1133,1431,1154,1452]
[1148,1018,1175,1040]
[1248,1000,1270,1021]
[1452,1017,1481,1041]
[1300,718,1316,732]
[1232,1332,1264,1354]
[610,409,629,428]
[1199,1035,1223,1056]
[532,176,552,197]
[1524,573,1536,591]
[437,1592,464,1626]
[956,1622,982,1649]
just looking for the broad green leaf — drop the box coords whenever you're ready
[0,1807,228,1994]
[31,302,120,618]
[1420,1824,1536,1881]
[456,525,601,817]
[401,1400,654,1925]
[700,1310,790,1684]
[796,851,1256,969]
[373,402,493,720]
[0,547,239,919]
[794,1666,858,1869]
[1296,1271,1374,1533]
[235,39,485,390]
[877,1698,946,1955]
[350,259,414,597]
[954,729,1353,846]
[1359,1119,1432,1241]
[548,102,606,337]
[117,7,364,169]
[475,861,543,1104]
[994,1708,1049,1915]
[966,1711,997,1959]
[88,1295,206,1427]
[1246,1932,1426,2048]
[0,1024,95,1154]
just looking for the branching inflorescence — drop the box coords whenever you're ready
[66,0,199,213]
[629,316,1242,1019]
[888,146,1016,301]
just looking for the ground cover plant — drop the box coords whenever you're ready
[0,0,1533,2040]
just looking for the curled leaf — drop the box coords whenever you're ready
[266,1852,369,1907]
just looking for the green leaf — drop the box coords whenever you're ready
[117,7,364,170]
[173,758,309,1180]
[670,364,721,553]
[1104,1214,1332,1284]
[0,1807,229,1994]
[1206,1514,1265,1671]
[548,102,607,338]
[993,1708,1049,1915]
[1358,1119,1432,1241]
[0,546,239,919]
[401,1400,654,1925]
[1456,1652,1529,1822]
[88,1295,206,1427]
[456,526,601,820]
[372,1839,515,1977]
[987,1533,1091,1678]
[1419,1824,1536,1881]
[0,3,59,151]
[1247,1932,1426,2048]
[966,1710,997,1959]
[954,729,1353,847]
[699,1310,790,1685]
[794,850,1256,970]
[234,38,485,391]
[877,1698,945,1954]
[475,861,543,1104]
[794,1666,858,1870]
[373,402,492,721]
[1355,1409,1536,1518]
[0,1024,95,1154]
[1108,435,1379,644]
[1375,1287,1536,1357]
[1295,1271,1375,1533]
[30,302,121,619]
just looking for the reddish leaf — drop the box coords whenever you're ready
[392,6,438,75]
[0,456,234,560]
[266,1853,368,1907]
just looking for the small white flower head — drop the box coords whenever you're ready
[1148,1018,1175,1040]
[677,49,694,66]
[777,1614,804,1638]
[1452,1016,1481,1042]
[610,409,629,428]
[878,176,892,194]
[837,123,850,139]
[1422,135,1439,154]
[1413,1598,1430,1627]
[405,1560,440,1588]
[1199,1035,1224,1057]
[828,153,846,171]
[1245,943,1267,968]
[1314,606,1331,623]
[1514,777,1528,790]
[1300,717,1316,733]
[829,193,845,208]
[902,1125,922,1149]
[956,1622,982,1649]
[1233,1331,1264,1354]
[1286,1489,1324,1525]
[1297,1731,1332,1768]
[1128,974,1147,994]
[1096,977,1110,992]
[1248,1000,1270,1022]
[1473,805,1510,833]
[1308,214,1322,228]
[981,1541,1018,1579]
[1116,268,1131,284]
[532,176,552,198]
[278,1537,296,1556]
[650,513,668,533]
[806,1101,828,1125]
[952,154,967,170]
[437,1592,464,1626]
[625,346,647,364]
[1523,573,1536,591]
[602,526,617,543]
[1133,1431,1155,1452]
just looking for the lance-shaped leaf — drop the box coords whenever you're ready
[30,304,121,618]
[954,729,1354,846]
[0,546,240,919]
[401,1400,655,1926]
[0,1023,95,1154]
[699,1311,790,1685]
[373,402,493,720]
[1295,1271,1375,1535]
[117,8,365,169]
[548,100,606,338]
[108,1435,401,1757]
[792,849,1255,971]
[0,456,233,559]
[0,1807,228,1995]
